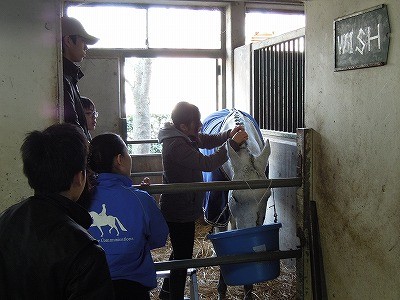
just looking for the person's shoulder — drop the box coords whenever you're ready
[46,198,95,243]
[124,187,161,208]
[51,217,97,258]
[0,197,31,228]
[60,213,96,241]
[164,134,190,148]
[125,186,154,199]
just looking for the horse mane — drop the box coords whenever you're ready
[230,109,256,156]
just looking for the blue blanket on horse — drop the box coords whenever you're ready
[201,109,264,227]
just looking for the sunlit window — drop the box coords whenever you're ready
[148,7,221,49]
[67,6,147,49]
[67,5,221,49]
[125,57,218,154]
[245,11,305,44]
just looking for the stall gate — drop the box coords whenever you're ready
[132,128,319,300]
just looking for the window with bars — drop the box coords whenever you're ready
[252,29,305,133]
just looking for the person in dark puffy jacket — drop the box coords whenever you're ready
[158,102,248,300]
[0,123,114,300]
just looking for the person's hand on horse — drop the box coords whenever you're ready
[232,130,248,145]
[229,125,244,138]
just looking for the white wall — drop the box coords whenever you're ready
[305,0,400,298]
[0,0,60,211]
[79,58,123,138]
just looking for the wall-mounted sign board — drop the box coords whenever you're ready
[334,4,390,71]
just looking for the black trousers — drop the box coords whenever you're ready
[113,279,150,300]
[160,221,195,300]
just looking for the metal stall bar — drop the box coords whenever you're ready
[126,139,158,145]
[131,171,163,178]
[155,249,302,271]
[135,177,302,194]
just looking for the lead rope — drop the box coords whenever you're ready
[271,188,278,223]
[247,178,278,223]
[211,203,230,228]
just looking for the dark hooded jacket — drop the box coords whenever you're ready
[63,57,91,141]
[0,193,115,299]
[157,122,239,222]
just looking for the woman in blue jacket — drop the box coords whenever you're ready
[88,133,169,299]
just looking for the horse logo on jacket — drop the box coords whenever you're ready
[89,204,127,237]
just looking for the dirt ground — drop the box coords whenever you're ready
[150,221,296,300]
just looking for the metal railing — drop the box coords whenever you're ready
[155,249,302,271]
[135,177,303,272]
[135,177,302,194]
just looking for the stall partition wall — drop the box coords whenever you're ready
[0,0,61,211]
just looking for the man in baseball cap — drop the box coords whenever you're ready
[61,16,99,141]
[62,16,99,45]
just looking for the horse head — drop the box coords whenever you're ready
[89,211,97,220]
[226,140,271,229]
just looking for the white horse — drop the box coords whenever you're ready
[89,205,128,237]
[222,124,271,229]
[202,109,271,300]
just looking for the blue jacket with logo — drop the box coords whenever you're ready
[88,173,168,288]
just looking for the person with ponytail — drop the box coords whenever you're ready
[87,133,168,299]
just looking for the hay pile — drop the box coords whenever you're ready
[150,221,296,299]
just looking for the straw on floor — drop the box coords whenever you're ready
[150,221,296,300]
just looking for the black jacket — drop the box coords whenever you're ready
[0,193,115,299]
[63,57,91,141]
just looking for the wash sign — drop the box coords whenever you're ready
[334,4,390,71]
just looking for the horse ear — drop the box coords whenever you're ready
[255,139,271,173]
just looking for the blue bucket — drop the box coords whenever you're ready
[207,223,282,286]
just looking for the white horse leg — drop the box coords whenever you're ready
[97,226,104,237]
[108,220,120,236]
